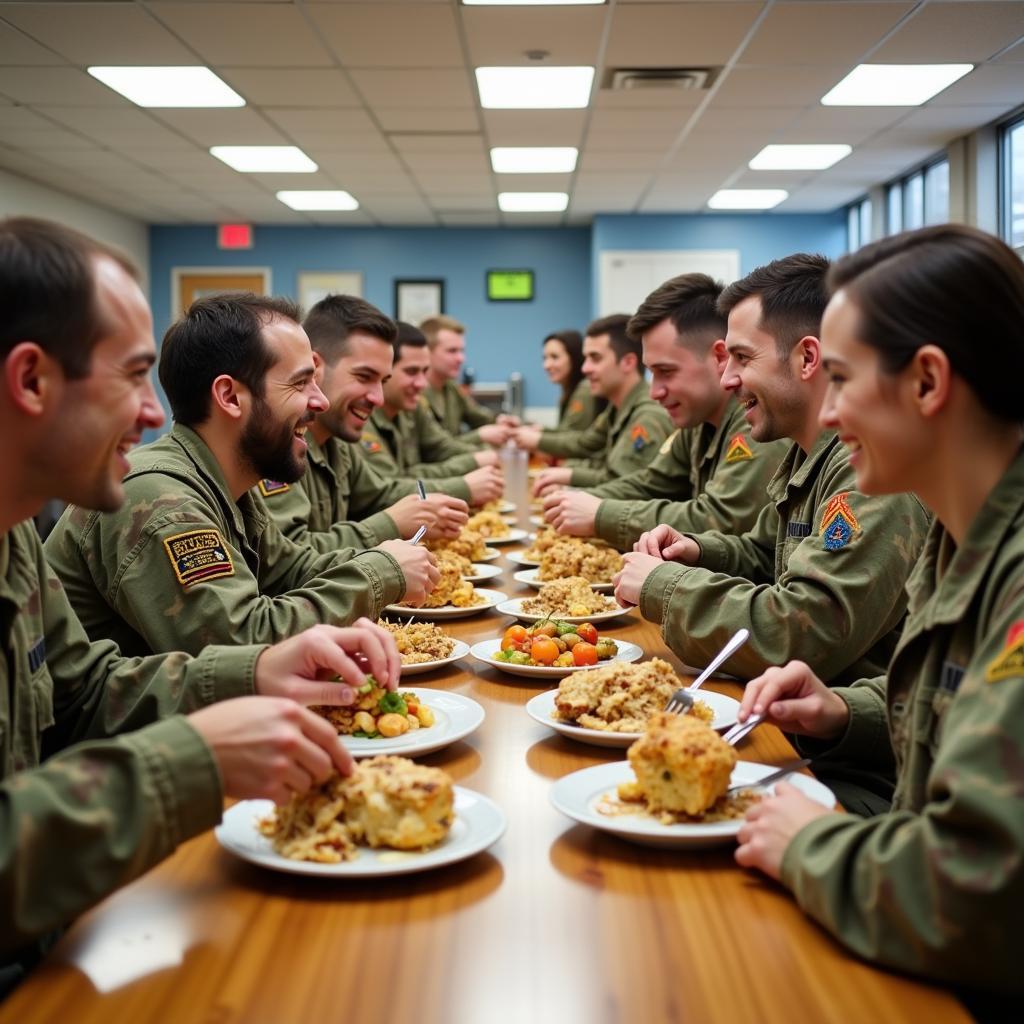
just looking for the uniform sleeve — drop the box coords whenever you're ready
[557,385,601,433]
[568,407,673,490]
[415,412,480,477]
[781,588,1024,991]
[459,389,497,431]
[537,411,609,460]
[589,429,691,502]
[639,484,929,681]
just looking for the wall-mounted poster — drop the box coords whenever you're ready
[394,279,445,324]
[297,271,364,313]
[486,269,534,301]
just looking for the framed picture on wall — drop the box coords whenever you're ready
[297,271,363,313]
[486,269,534,302]
[394,279,445,325]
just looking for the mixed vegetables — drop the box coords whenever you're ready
[349,678,435,738]
[493,619,619,668]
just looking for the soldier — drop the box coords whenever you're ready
[734,225,1024,1008]
[542,275,788,549]
[44,293,440,658]
[514,315,674,496]
[359,321,503,489]
[262,297,501,553]
[0,217,402,988]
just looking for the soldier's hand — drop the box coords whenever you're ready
[496,413,521,428]
[512,425,542,452]
[477,423,511,446]
[545,490,600,536]
[474,448,500,468]
[189,697,354,805]
[531,467,571,498]
[612,551,664,608]
[465,465,504,506]
[738,661,849,739]
[735,782,835,881]
[423,493,468,539]
[379,540,440,605]
[633,524,699,562]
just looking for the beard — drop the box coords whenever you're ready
[239,396,308,484]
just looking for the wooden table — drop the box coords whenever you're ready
[2,456,971,1024]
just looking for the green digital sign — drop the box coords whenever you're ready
[487,269,534,301]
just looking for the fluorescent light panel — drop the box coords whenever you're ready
[498,192,568,212]
[87,66,244,107]
[490,147,578,173]
[821,64,973,106]
[210,146,317,173]
[277,191,358,211]
[476,67,594,109]
[708,189,788,210]
[749,144,851,170]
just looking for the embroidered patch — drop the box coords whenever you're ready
[27,636,46,674]
[258,479,290,497]
[725,432,754,463]
[361,434,382,454]
[939,659,965,694]
[787,521,813,539]
[570,399,583,415]
[631,423,651,451]
[819,493,861,551]
[986,623,1024,684]
[163,530,234,588]
[659,429,679,456]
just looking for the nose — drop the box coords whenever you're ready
[367,381,385,408]
[818,382,839,429]
[308,379,329,414]
[140,377,166,430]
[720,358,741,393]
[650,378,667,401]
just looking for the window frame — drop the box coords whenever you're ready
[998,110,1024,252]
[884,153,950,235]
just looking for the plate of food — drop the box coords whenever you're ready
[504,549,541,568]
[426,530,499,564]
[513,568,614,594]
[533,536,623,584]
[376,618,470,675]
[465,510,522,543]
[550,714,834,848]
[480,499,516,515]
[463,563,503,583]
[216,758,506,877]
[477,547,502,562]
[497,598,631,626]
[470,628,642,679]
[497,576,630,624]
[528,513,546,527]
[484,527,529,545]
[387,587,507,621]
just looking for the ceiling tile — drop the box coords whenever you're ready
[315,158,410,182]
[263,107,378,136]
[774,106,913,146]
[350,69,473,108]
[0,67,130,105]
[0,127,95,150]
[731,169,816,190]
[153,108,288,146]
[924,63,1024,105]
[462,6,605,65]
[245,170,341,189]
[419,192,494,210]
[291,131,392,155]
[37,106,191,148]
[221,68,360,108]
[375,108,480,132]
[483,110,585,146]
[711,66,850,108]
[689,104,801,134]
[389,133,485,155]
[406,151,489,172]
[593,88,706,111]
[580,151,666,171]
[0,21,64,65]
[438,212,500,226]
[871,2,1024,62]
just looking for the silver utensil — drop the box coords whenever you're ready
[409,524,427,545]
[722,713,763,747]
[665,627,750,714]
[727,758,811,795]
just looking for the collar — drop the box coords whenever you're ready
[703,396,744,466]
[766,429,840,502]
[607,379,647,429]
[370,407,399,437]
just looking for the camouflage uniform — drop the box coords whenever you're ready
[361,402,479,479]
[261,432,471,554]
[639,430,930,684]
[423,379,495,444]
[588,399,789,550]
[536,381,674,488]
[781,446,1024,997]
[555,378,603,433]
[43,424,405,657]
[1,520,256,980]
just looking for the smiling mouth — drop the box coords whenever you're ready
[116,437,139,456]
[740,396,758,411]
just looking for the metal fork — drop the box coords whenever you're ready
[726,757,811,795]
[664,627,750,714]
[722,713,763,746]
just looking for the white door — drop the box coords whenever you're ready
[598,250,740,316]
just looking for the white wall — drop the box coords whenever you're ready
[0,167,149,291]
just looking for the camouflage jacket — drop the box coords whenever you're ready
[556,378,603,433]
[261,432,470,553]
[43,425,404,657]
[640,430,930,683]
[590,399,789,550]
[423,379,494,445]
[782,446,1024,994]
[536,381,674,488]
[2,520,257,968]
[362,403,479,479]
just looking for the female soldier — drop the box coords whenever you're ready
[733,224,1024,1004]
[542,329,605,432]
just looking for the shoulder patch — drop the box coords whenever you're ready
[725,432,754,463]
[163,529,234,588]
[258,479,290,497]
[660,429,680,456]
[819,492,861,551]
[361,433,382,454]
[631,423,651,451]
[986,623,1024,684]
[570,399,584,415]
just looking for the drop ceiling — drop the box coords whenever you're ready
[0,0,1021,226]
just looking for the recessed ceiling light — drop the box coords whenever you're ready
[821,64,973,106]
[749,144,851,170]
[476,67,594,109]
[490,147,578,173]
[707,189,788,211]
[210,146,318,173]
[498,192,569,212]
[277,191,359,211]
[87,66,245,108]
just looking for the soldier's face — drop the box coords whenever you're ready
[721,296,804,443]
[643,318,726,429]
[318,332,393,442]
[430,330,465,380]
[57,256,165,511]
[385,344,430,412]
[582,333,627,399]
[542,338,571,386]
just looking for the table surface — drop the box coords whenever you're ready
[1,454,971,1024]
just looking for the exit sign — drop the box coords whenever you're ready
[218,224,253,250]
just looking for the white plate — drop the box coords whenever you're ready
[216,787,506,877]
[529,513,546,527]
[342,687,483,756]
[397,639,471,677]
[504,549,541,568]
[550,761,835,849]
[386,588,508,620]
[464,563,502,583]
[525,689,741,747]
[477,547,502,563]
[483,527,529,545]
[469,638,643,679]
[512,567,614,594]
[492,500,516,514]
[496,597,632,625]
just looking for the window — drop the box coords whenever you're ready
[1001,115,1024,251]
[846,196,872,251]
[884,156,949,234]
[903,171,924,230]
[924,160,949,225]
[887,183,903,234]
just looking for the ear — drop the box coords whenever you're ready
[209,374,246,421]
[311,350,326,386]
[909,344,951,418]
[710,338,728,375]
[4,341,61,417]
[619,351,639,375]
[794,335,822,381]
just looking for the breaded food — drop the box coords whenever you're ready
[522,526,560,562]
[465,509,510,539]
[377,618,455,664]
[260,756,454,863]
[434,548,473,578]
[402,557,482,609]
[537,537,623,584]
[626,712,736,816]
[428,528,487,562]
[521,576,616,618]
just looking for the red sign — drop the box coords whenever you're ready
[217,224,253,250]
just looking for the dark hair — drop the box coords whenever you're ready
[543,329,586,415]
[0,216,139,379]
[828,224,1024,423]
[586,313,640,364]
[159,293,299,427]
[393,320,428,362]
[627,273,726,349]
[303,294,397,365]
[718,253,830,355]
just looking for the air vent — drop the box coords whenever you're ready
[605,67,718,91]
